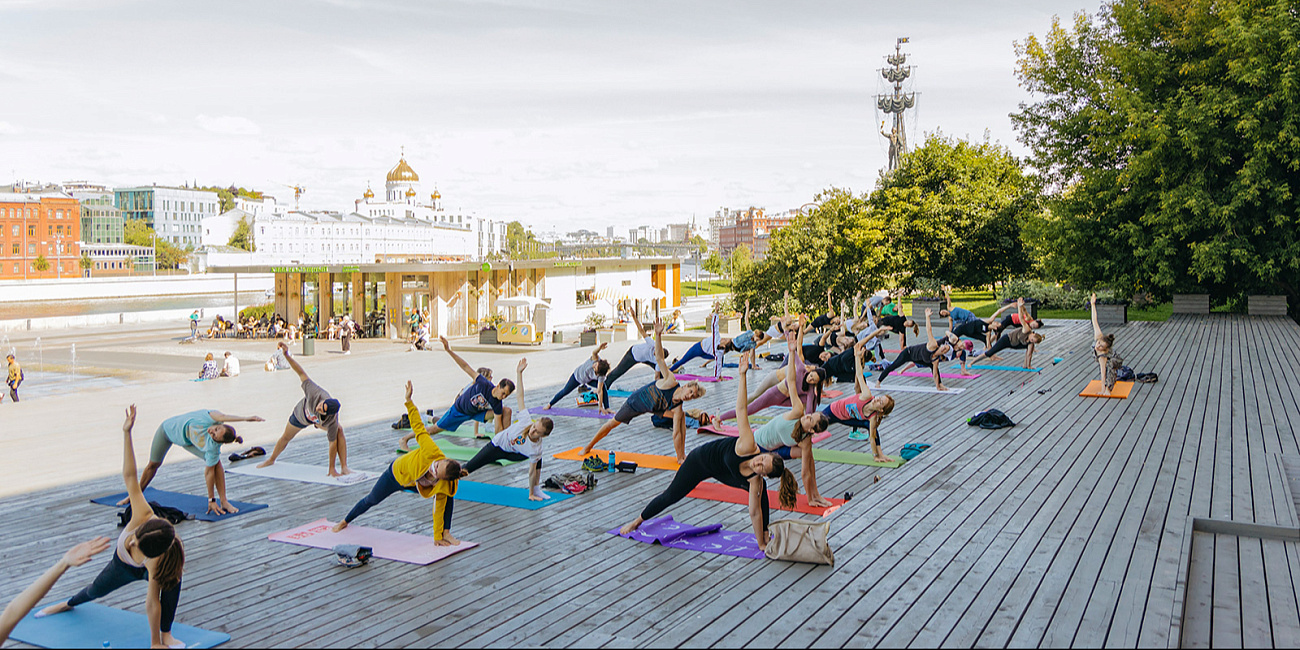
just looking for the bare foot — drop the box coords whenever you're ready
[38,602,72,617]
[331,520,349,533]
[256,458,274,469]
[115,496,130,506]
[875,454,892,464]
[397,437,413,452]
[339,467,353,475]
[437,532,461,546]
[808,496,832,508]
[161,632,184,648]
[542,404,552,410]
[328,469,342,477]
[619,519,643,535]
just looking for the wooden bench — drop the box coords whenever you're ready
[1249,294,1288,316]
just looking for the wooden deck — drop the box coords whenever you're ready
[4,314,1300,648]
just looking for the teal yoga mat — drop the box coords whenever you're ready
[454,481,573,510]
[12,603,230,649]
[970,365,1040,372]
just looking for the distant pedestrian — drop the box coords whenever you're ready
[341,314,353,355]
[189,311,200,338]
[198,353,219,380]
[4,354,21,403]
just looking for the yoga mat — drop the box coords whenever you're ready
[552,447,681,471]
[675,373,733,382]
[822,389,844,399]
[812,449,905,468]
[893,371,981,379]
[396,441,519,465]
[697,424,832,444]
[454,480,573,510]
[607,389,633,398]
[608,515,765,560]
[11,603,230,649]
[227,461,378,486]
[686,481,846,516]
[396,418,493,438]
[1079,380,1134,399]
[872,384,967,395]
[270,518,477,565]
[540,407,613,420]
[90,488,267,522]
[970,364,1040,372]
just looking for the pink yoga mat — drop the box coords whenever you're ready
[675,374,733,382]
[698,424,832,444]
[895,371,980,379]
[269,518,477,565]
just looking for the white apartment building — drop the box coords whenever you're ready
[115,185,220,247]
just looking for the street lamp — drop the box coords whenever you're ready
[53,232,63,279]
[151,232,157,276]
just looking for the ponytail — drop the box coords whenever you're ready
[776,467,798,510]
[136,519,184,591]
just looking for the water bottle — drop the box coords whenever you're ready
[608,451,616,473]
[103,642,111,649]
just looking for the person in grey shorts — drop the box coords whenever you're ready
[258,342,350,476]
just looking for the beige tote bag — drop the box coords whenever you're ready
[765,519,834,565]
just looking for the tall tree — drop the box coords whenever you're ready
[868,134,1039,290]
[228,215,256,251]
[125,218,187,270]
[1013,0,1300,310]
[732,187,887,322]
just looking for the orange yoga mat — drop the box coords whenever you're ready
[686,481,846,516]
[1079,380,1134,399]
[551,447,682,471]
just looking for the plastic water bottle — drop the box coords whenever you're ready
[103,642,111,649]
[608,451,616,473]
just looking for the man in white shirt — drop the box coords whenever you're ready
[220,351,241,377]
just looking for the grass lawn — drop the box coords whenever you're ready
[680,279,733,296]
[895,291,1174,322]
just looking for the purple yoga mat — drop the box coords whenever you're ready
[895,371,980,379]
[541,407,613,419]
[675,373,733,382]
[608,515,765,559]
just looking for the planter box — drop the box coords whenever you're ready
[1173,294,1210,314]
[911,298,944,316]
[711,317,742,334]
[1095,303,1128,326]
[1000,299,1040,321]
[1248,295,1288,316]
[596,326,629,344]
[478,328,499,345]
[580,330,597,347]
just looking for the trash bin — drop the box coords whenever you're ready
[302,337,315,356]
[552,331,563,344]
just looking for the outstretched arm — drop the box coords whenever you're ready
[121,406,155,529]
[734,352,758,456]
[279,342,310,382]
[784,329,804,419]
[1018,298,1032,335]
[630,312,649,339]
[989,302,1015,322]
[0,538,111,643]
[439,336,480,379]
[209,411,264,424]
[924,309,938,347]
[853,339,871,396]
[1090,293,1104,340]
[515,358,528,411]
[591,341,608,362]
[652,317,675,385]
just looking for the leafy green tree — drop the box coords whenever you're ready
[702,250,723,276]
[79,253,93,272]
[727,244,753,279]
[732,187,888,323]
[689,234,708,255]
[33,255,49,272]
[868,134,1039,290]
[1013,0,1300,310]
[195,185,264,213]
[124,218,188,270]
[228,215,256,251]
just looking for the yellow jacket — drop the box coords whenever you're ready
[392,400,459,540]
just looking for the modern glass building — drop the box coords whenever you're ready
[70,188,124,244]
[114,185,219,247]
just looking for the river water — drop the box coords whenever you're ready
[0,291,273,320]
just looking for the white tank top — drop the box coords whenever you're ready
[116,525,146,568]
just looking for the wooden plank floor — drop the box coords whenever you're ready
[3,314,1300,648]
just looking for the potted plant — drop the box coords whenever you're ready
[909,278,945,315]
[581,313,605,347]
[1094,294,1129,325]
[479,313,505,344]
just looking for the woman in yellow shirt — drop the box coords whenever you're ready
[333,381,467,545]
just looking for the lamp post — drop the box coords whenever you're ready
[53,232,63,279]
[151,232,157,276]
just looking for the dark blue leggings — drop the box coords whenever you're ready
[669,342,715,372]
[68,553,180,633]
[547,373,605,409]
[343,465,454,531]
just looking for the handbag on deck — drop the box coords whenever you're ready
[764,519,834,565]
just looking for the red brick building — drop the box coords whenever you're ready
[718,208,795,258]
[0,188,82,280]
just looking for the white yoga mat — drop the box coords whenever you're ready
[228,461,379,486]
[872,384,967,395]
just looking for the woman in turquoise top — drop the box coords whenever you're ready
[129,409,264,515]
[750,324,831,506]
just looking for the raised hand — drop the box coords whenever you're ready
[123,405,137,433]
[739,351,752,373]
[654,317,664,336]
[517,358,528,373]
[405,380,414,401]
[439,335,452,351]
[61,536,111,568]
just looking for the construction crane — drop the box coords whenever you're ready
[274,182,306,211]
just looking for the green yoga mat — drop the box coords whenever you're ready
[398,419,494,439]
[395,441,519,465]
[811,449,905,468]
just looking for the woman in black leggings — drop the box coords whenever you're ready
[618,351,798,547]
[876,309,956,390]
[602,318,661,391]
[970,298,1044,369]
[582,316,706,464]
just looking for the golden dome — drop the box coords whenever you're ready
[363,185,374,199]
[431,189,441,200]
[387,157,420,183]
[405,187,417,197]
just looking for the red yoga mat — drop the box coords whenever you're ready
[686,481,846,516]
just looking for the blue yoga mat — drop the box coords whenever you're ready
[607,389,633,398]
[971,365,1041,373]
[11,603,230,649]
[90,488,268,522]
[452,480,574,510]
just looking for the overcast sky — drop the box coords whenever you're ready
[0,0,1092,236]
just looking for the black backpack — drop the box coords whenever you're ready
[119,501,190,527]
[968,409,1015,430]
[1136,372,1159,384]
[1116,366,1136,382]
[392,412,411,429]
